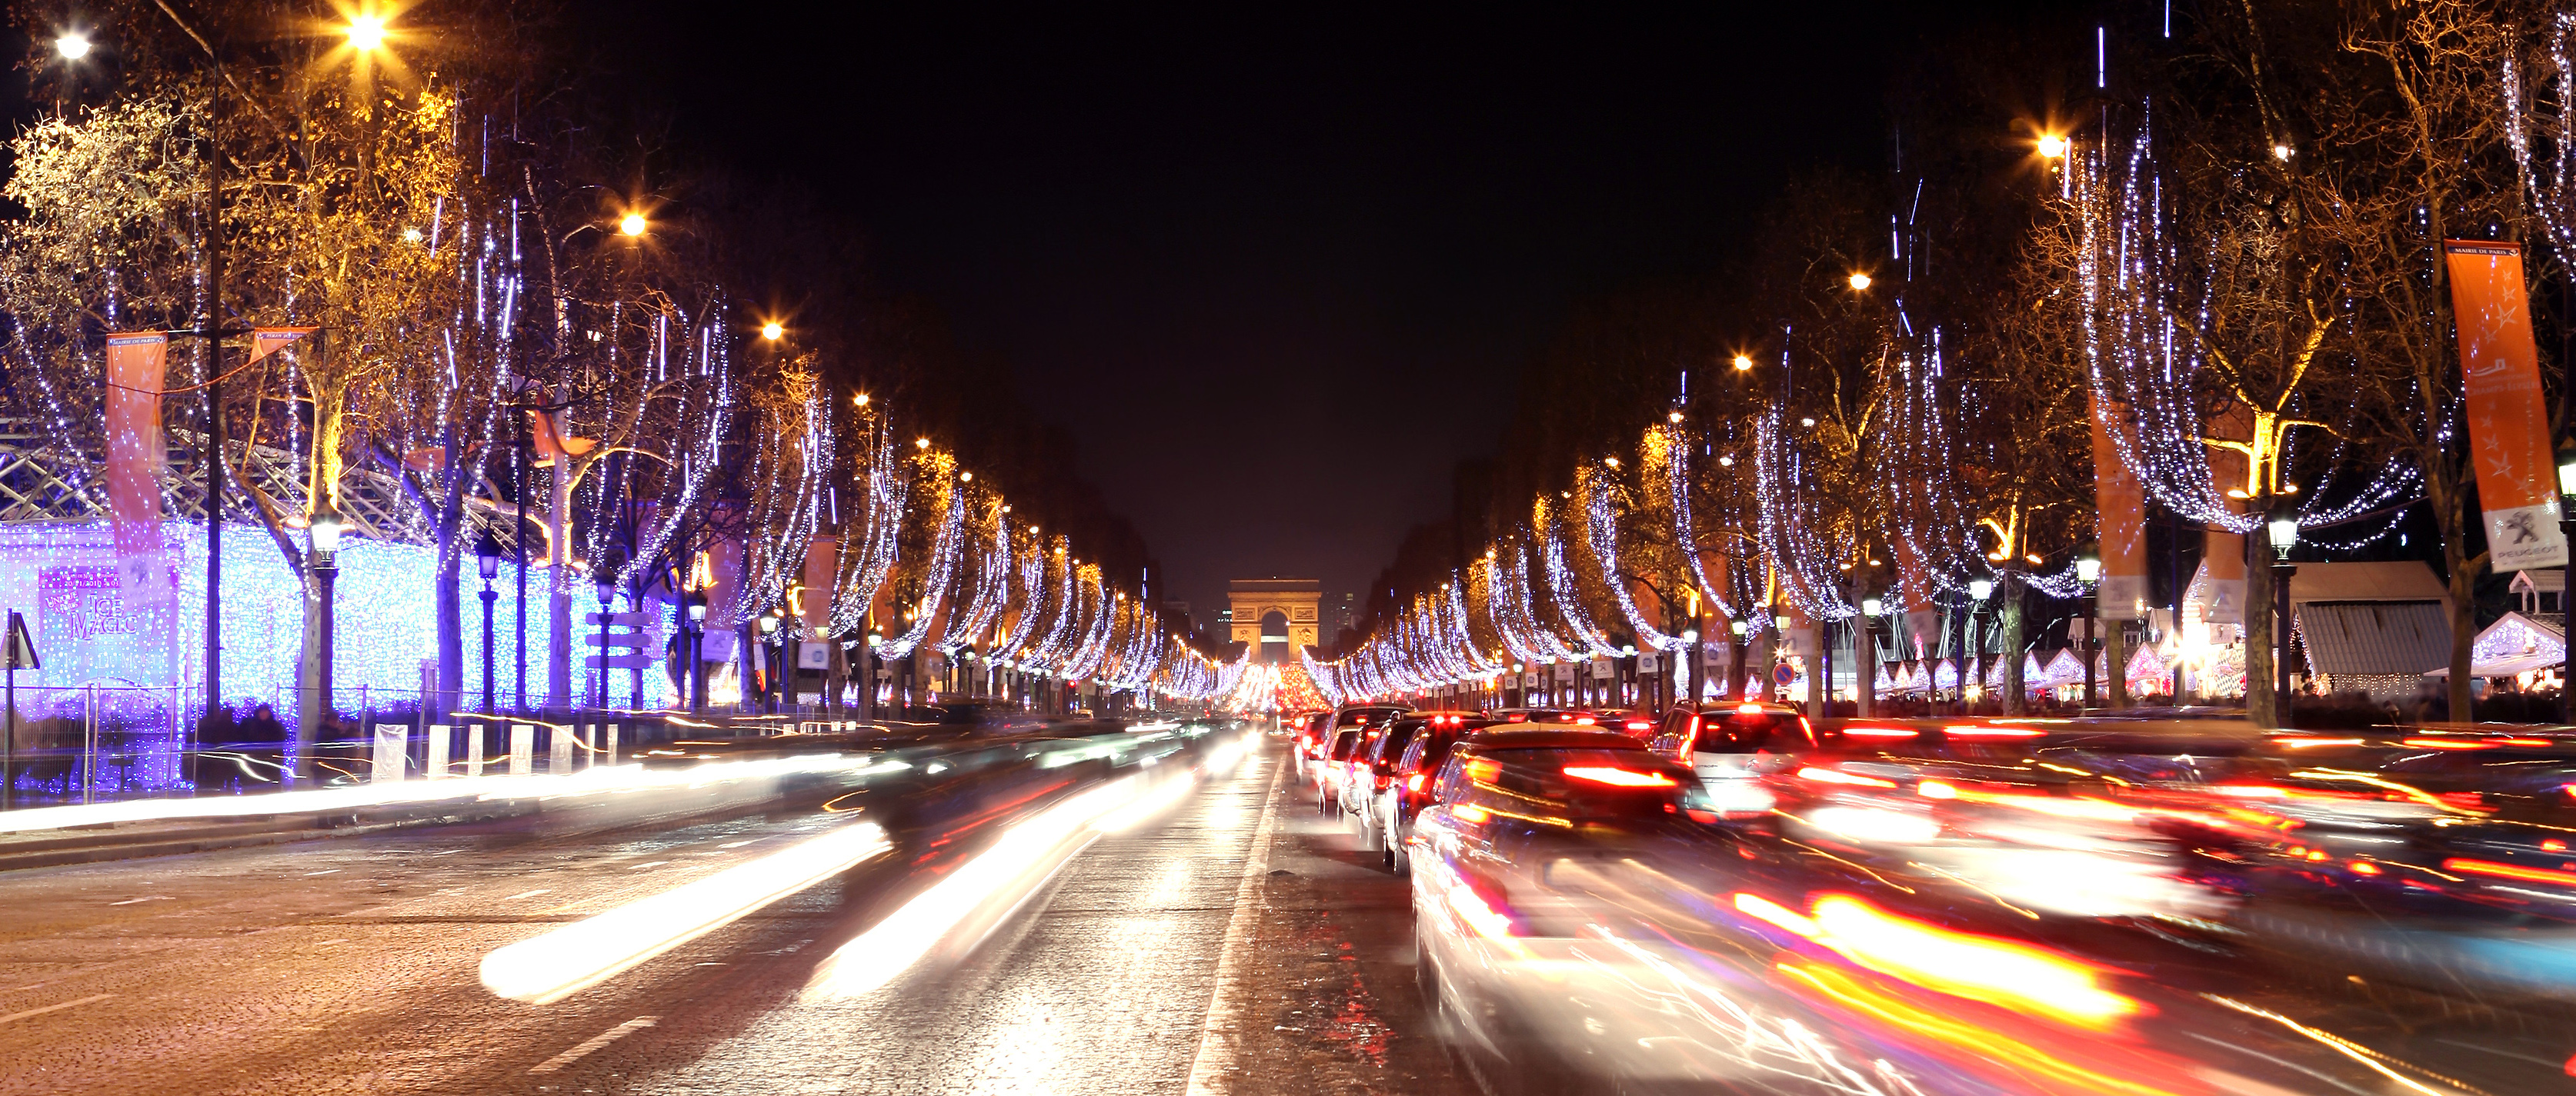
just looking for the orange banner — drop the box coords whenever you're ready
[247,326,315,367]
[2444,241,2568,570]
[104,332,171,607]
[2089,397,2148,618]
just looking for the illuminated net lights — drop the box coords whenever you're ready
[1577,465,1687,651]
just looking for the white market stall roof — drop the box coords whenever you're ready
[2294,601,2452,678]
[2426,611,2565,679]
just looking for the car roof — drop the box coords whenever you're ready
[1460,727,1650,751]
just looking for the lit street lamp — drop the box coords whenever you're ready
[2077,548,2102,708]
[54,32,88,60]
[306,505,345,782]
[2268,503,2300,715]
[476,534,500,714]
[1968,578,1994,707]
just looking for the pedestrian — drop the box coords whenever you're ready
[233,705,286,788]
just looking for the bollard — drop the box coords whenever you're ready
[371,724,406,782]
[602,723,619,767]
[466,723,486,778]
[509,725,534,776]
[549,723,573,774]
[426,724,450,780]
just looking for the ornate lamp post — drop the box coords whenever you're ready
[2267,503,2301,718]
[476,535,500,714]
[686,595,709,716]
[306,505,345,782]
[1727,618,1748,701]
[2077,548,2102,708]
[592,571,616,715]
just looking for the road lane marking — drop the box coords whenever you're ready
[501,889,552,901]
[1183,748,1282,1096]
[628,861,669,870]
[0,994,112,1026]
[528,1015,657,1073]
[304,869,341,876]
[106,896,172,906]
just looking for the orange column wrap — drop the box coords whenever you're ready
[2090,398,2148,618]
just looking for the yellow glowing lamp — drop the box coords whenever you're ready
[346,15,386,51]
[618,213,648,237]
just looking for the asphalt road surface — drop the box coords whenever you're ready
[0,739,1476,1096]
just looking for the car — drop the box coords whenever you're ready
[1645,701,1815,819]
[1291,711,1333,780]
[1313,704,1409,795]
[1366,711,1495,872]
[1487,707,1601,726]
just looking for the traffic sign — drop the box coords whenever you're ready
[4,611,35,671]
[583,652,656,671]
[585,611,654,628]
[1773,663,1797,685]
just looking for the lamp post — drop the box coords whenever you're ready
[2268,504,2300,719]
[1727,618,1748,701]
[476,535,499,714]
[1860,597,1884,717]
[759,615,781,715]
[306,505,345,783]
[592,572,615,717]
[1968,578,1994,710]
[686,595,709,716]
[2077,549,2102,709]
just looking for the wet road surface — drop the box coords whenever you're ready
[0,739,1478,1096]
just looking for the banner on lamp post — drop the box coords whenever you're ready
[2444,241,2569,570]
[104,332,172,610]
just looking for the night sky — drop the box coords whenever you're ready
[578,2,2074,621]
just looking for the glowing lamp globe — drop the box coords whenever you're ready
[55,33,90,60]
[1968,578,1993,601]
[1861,598,1884,618]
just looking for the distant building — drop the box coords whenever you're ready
[1326,591,1358,640]
[1162,599,1193,635]
[1230,578,1321,663]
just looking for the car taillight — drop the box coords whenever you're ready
[1563,766,1678,788]
[1574,716,1597,726]
[1406,774,1426,792]
[1625,720,1651,731]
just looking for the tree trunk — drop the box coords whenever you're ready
[547,461,575,712]
[2105,611,2128,709]
[2000,570,2026,715]
[2246,521,2277,728]
[434,427,463,724]
[2446,565,2477,721]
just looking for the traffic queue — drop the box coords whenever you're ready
[1285,701,2576,1095]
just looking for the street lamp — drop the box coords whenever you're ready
[1847,272,1872,291]
[762,321,785,341]
[476,534,500,714]
[592,570,616,715]
[2268,501,2300,714]
[305,505,345,781]
[2077,547,2102,708]
[1969,578,1994,706]
[2036,133,2068,159]
[618,212,647,237]
[1732,354,1753,371]
[54,32,88,60]
[686,591,709,716]
[345,15,387,51]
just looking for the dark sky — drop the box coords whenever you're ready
[577,2,2068,621]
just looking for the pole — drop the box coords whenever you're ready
[202,55,227,738]
[480,585,496,713]
[317,557,336,768]
[4,660,12,811]
[2082,585,2100,709]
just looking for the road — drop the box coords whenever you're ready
[0,737,1474,1096]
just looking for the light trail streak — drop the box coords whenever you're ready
[480,821,893,1004]
[0,753,883,835]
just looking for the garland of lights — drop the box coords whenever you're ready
[874,459,966,660]
[1579,466,1686,651]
